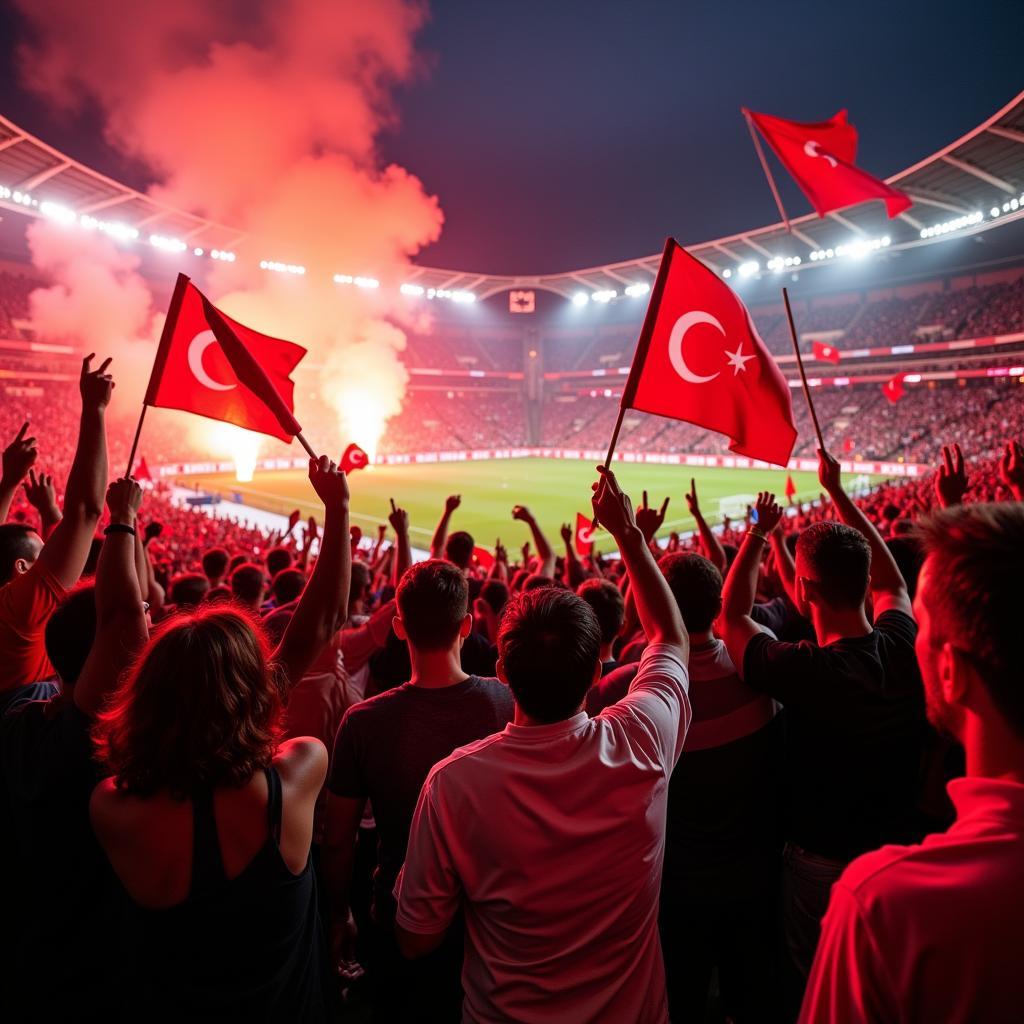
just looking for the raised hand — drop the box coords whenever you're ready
[635,489,670,543]
[521,540,531,565]
[511,504,534,523]
[684,478,701,518]
[935,443,968,508]
[308,455,350,512]
[23,468,58,514]
[106,477,143,525]
[495,539,507,563]
[752,491,784,535]
[444,494,462,514]
[388,498,409,536]
[591,466,639,542]
[143,521,164,543]
[80,354,115,410]
[560,522,573,545]
[817,448,842,496]
[2,421,38,484]
[999,440,1024,498]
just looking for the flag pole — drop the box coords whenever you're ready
[782,286,826,452]
[743,109,791,233]
[603,408,626,470]
[125,405,149,479]
[294,431,318,461]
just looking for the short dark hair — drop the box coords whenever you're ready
[0,523,39,585]
[480,579,509,615]
[796,522,871,609]
[271,568,305,605]
[202,547,230,580]
[169,572,210,608]
[266,546,292,577]
[396,559,468,652]
[205,585,233,604]
[498,588,601,723]
[231,563,266,604]
[659,552,723,633]
[522,573,562,594]
[44,584,97,684]
[445,530,475,569]
[886,536,924,599]
[917,503,1024,739]
[576,578,625,645]
[349,561,370,602]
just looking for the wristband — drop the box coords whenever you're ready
[104,523,137,537]
[747,526,769,543]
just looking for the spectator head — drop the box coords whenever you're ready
[228,554,247,574]
[722,543,740,570]
[659,552,723,634]
[509,568,531,593]
[266,546,292,577]
[480,579,509,616]
[576,578,625,648]
[271,568,305,606]
[522,573,561,594]
[93,607,283,798]
[44,584,97,685]
[395,559,471,654]
[915,504,1024,743]
[205,584,233,605]
[886,536,924,599]
[202,546,230,584]
[231,563,266,608]
[795,522,871,615]
[498,588,601,724]
[445,530,475,570]
[349,561,371,609]
[0,524,42,586]
[169,572,210,608]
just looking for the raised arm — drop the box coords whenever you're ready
[768,529,799,606]
[720,492,783,678]
[635,490,670,553]
[512,505,555,578]
[999,439,1024,502]
[389,499,411,587]
[430,494,461,560]
[935,443,968,509]
[74,478,147,717]
[592,467,686,654]
[818,449,911,617]
[23,469,62,540]
[560,523,589,588]
[37,355,112,589]
[1,422,38,523]
[273,456,351,688]
[685,478,727,573]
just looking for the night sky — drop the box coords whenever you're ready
[0,0,1020,276]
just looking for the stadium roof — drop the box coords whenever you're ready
[1,90,1023,297]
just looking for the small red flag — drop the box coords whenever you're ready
[843,437,855,454]
[882,373,907,404]
[133,456,153,482]
[575,512,597,556]
[340,443,370,473]
[784,473,797,501]
[145,274,306,442]
[286,508,301,535]
[745,108,911,219]
[473,546,495,571]
[812,340,841,365]
[622,239,797,467]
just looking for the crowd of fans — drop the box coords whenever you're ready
[1,349,1022,1023]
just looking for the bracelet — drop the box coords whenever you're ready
[747,526,769,543]
[104,523,137,537]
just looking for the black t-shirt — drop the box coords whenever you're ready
[743,610,927,861]
[368,626,497,691]
[328,676,514,914]
[0,696,124,1014]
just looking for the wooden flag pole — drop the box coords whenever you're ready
[295,431,318,461]
[603,407,626,470]
[743,109,791,233]
[782,286,827,452]
[124,404,149,479]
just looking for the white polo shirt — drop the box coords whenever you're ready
[395,641,689,1024]
[800,776,1024,1023]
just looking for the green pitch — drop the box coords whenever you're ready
[179,458,882,548]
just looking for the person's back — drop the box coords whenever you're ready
[395,469,689,1023]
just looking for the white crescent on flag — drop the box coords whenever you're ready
[187,330,236,392]
[668,311,723,385]
[804,140,839,168]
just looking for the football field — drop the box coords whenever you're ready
[178,458,885,549]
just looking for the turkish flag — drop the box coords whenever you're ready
[622,239,797,467]
[575,512,597,556]
[745,108,911,219]
[133,456,153,482]
[473,546,495,571]
[784,473,797,501]
[145,274,306,442]
[812,340,841,365]
[843,437,856,454]
[882,373,906,403]
[340,442,370,473]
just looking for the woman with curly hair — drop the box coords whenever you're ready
[89,458,350,1022]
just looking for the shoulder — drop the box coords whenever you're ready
[469,676,514,706]
[423,730,507,794]
[833,839,928,913]
[89,776,139,839]
[275,736,329,785]
[873,609,918,644]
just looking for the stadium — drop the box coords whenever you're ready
[2,4,1024,1022]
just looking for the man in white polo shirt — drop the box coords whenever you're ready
[801,502,1024,1022]
[394,465,689,1023]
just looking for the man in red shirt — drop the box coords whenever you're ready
[0,355,112,695]
[801,502,1024,1022]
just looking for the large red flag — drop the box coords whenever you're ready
[622,239,797,467]
[473,546,495,571]
[145,274,306,442]
[812,340,842,365]
[745,108,911,219]
[575,513,597,556]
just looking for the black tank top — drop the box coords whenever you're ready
[120,766,328,1022]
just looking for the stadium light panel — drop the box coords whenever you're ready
[624,282,650,297]
[355,277,380,289]
[592,289,617,303]
[400,283,425,297]
[738,261,759,278]
[572,292,589,306]
[39,200,75,225]
[194,247,204,256]
[722,268,732,278]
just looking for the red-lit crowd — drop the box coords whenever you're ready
[1,358,1022,1024]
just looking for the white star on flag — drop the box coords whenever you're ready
[724,342,756,375]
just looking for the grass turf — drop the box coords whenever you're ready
[177,458,885,549]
